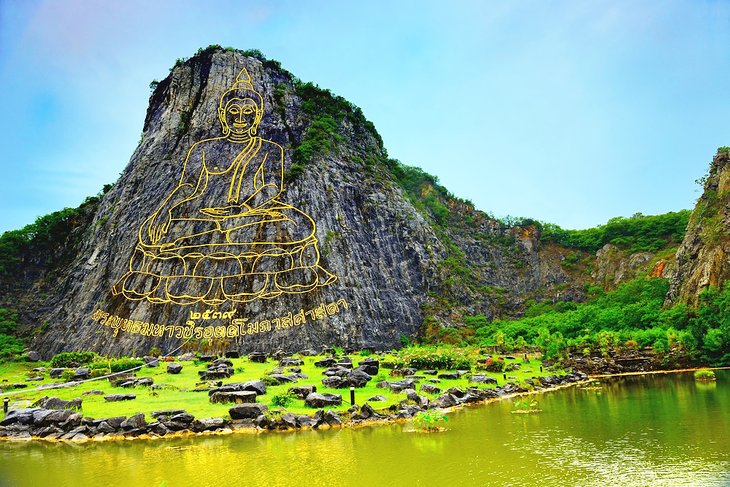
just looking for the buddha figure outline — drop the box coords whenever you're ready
[112,67,336,306]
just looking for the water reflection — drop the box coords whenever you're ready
[0,371,728,486]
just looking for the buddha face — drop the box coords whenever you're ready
[219,97,261,137]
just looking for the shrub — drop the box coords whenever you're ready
[60,369,76,382]
[0,334,24,358]
[108,357,144,373]
[50,351,98,368]
[270,393,297,408]
[412,410,448,432]
[694,369,716,381]
[396,346,474,370]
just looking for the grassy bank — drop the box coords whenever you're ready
[0,349,557,422]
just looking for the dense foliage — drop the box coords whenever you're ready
[0,308,24,358]
[394,345,475,370]
[540,211,691,253]
[50,351,99,368]
[471,278,730,366]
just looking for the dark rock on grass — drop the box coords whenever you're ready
[82,390,105,396]
[445,387,466,398]
[167,363,183,374]
[287,367,302,373]
[192,417,228,432]
[314,357,337,368]
[267,374,297,385]
[210,390,257,404]
[305,393,342,408]
[367,395,386,402]
[224,351,240,359]
[229,403,268,420]
[248,352,267,363]
[148,422,169,436]
[422,369,438,375]
[353,403,382,420]
[469,375,498,385]
[435,394,459,408]
[346,369,372,387]
[288,385,317,399]
[198,370,232,380]
[420,384,441,394]
[323,365,351,377]
[0,408,40,426]
[199,355,216,362]
[438,372,460,380]
[377,379,417,392]
[322,376,344,388]
[323,410,342,426]
[33,409,76,427]
[391,367,416,377]
[213,358,233,368]
[280,413,298,429]
[356,364,378,376]
[209,380,267,397]
[27,351,40,362]
[120,413,146,430]
[300,349,318,356]
[336,362,353,369]
[170,413,194,424]
[151,410,187,421]
[104,394,136,402]
[279,358,304,367]
[49,368,65,379]
[178,353,195,361]
[103,416,127,429]
[143,356,159,367]
[74,368,90,380]
[96,421,116,434]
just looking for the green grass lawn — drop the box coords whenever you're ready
[0,352,560,422]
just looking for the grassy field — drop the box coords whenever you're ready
[0,351,559,422]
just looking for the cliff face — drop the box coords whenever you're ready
[5,48,577,357]
[667,150,730,306]
[4,47,695,357]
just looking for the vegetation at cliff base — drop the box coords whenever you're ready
[470,278,730,366]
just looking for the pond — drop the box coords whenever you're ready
[1,371,728,486]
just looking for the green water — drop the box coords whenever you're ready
[1,371,728,487]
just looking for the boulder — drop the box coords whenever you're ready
[323,366,351,377]
[27,351,40,362]
[288,385,317,399]
[279,413,298,429]
[323,410,342,426]
[422,369,438,375]
[103,416,127,429]
[0,408,40,426]
[148,422,169,436]
[143,356,159,367]
[345,369,372,387]
[104,394,136,402]
[248,352,267,363]
[49,368,65,378]
[356,364,378,376]
[267,374,296,385]
[167,363,183,374]
[391,367,416,377]
[210,391,257,404]
[279,358,304,367]
[322,376,344,388]
[435,394,459,408]
[178,353,196,361]
[192,417,228,432]
[354,403,382,420]
[445,387,466,398]
[438,372,460,380]
[170,413,195,424]
[41,397,82,411]
[33,409,76,427]
[300,349,318,356]
[305,393,342,408]
[120,413,147,430]
[74,368,90,380]
[468,375,498,385]
[229,403,268,420]
[314,357,337,368]
[151,409,187,420]
[367,395,386,402]
[420,384,441,394]
[224,351,240,359]
[96,421,116,434]
[82,390,105,396]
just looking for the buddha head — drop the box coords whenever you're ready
[218,67,264,140]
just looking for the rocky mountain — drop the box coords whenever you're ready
[667,149,730,306]
[0,47,715,357]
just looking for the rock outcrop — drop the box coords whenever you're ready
[667,149,730,305]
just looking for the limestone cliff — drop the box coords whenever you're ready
[667,149,730,305]
[0,47,692,357]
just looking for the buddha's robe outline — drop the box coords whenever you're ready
[112,135,336,305]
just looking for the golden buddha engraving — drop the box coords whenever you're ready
[112,67,336,305]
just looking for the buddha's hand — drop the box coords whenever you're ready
[146,210,172,244]
[200,204,252,218]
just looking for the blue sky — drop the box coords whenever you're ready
[1,0,728,233]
